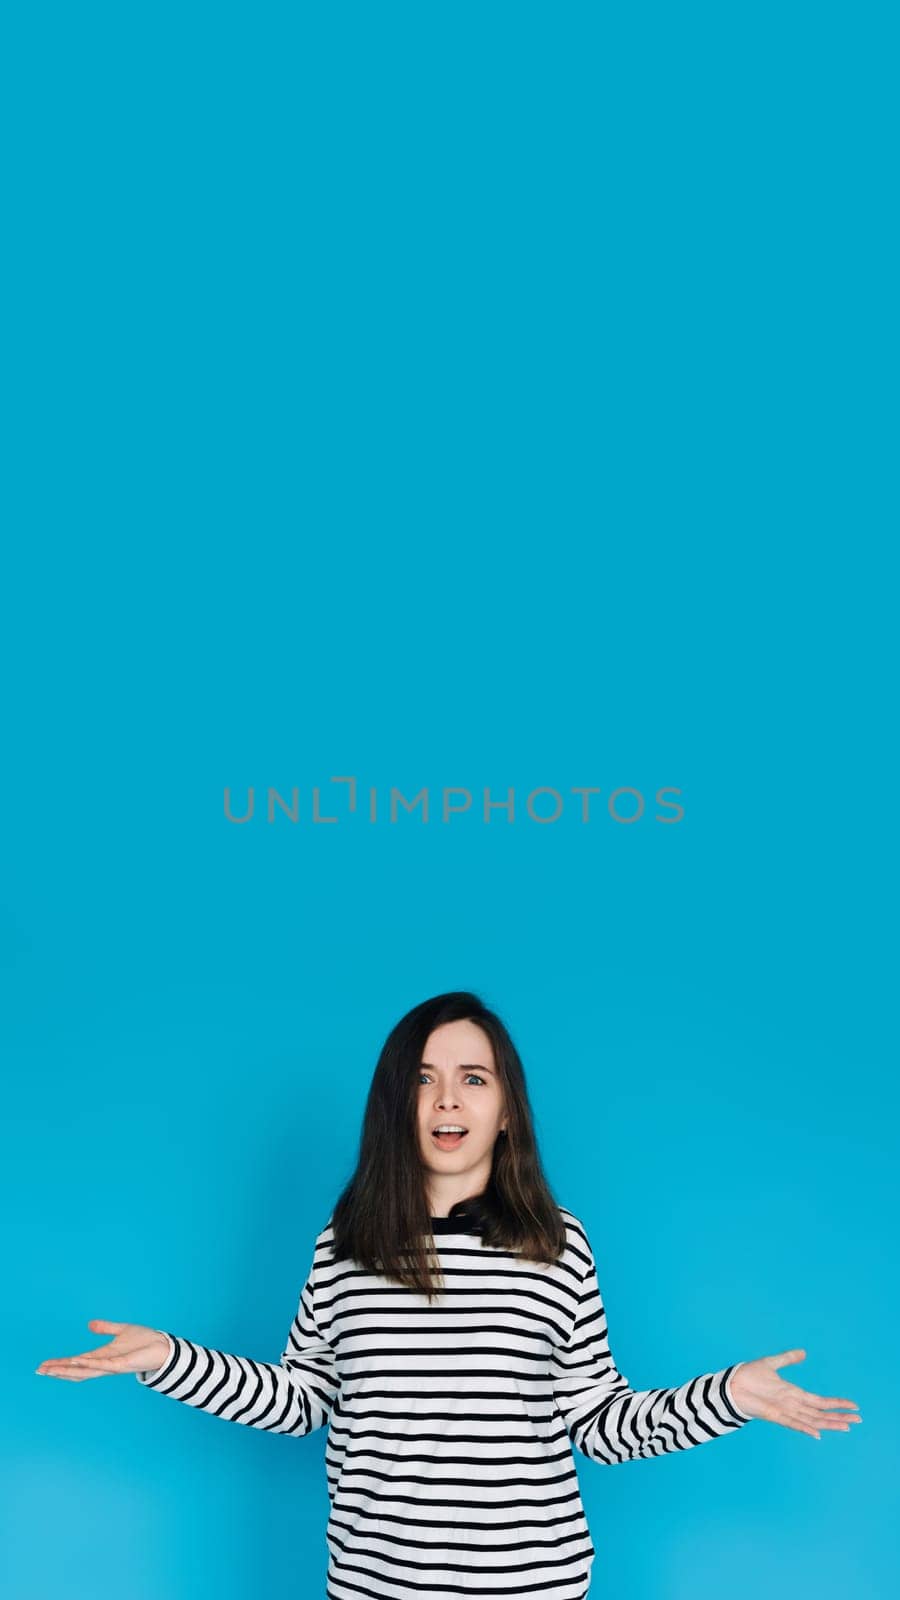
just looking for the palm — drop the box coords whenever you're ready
[35,1320,169,1381]
[730,1348,861,1439]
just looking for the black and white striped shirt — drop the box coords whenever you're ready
[136,1205,751,1598]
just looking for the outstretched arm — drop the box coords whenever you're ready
[135,1255,337,1436]
[551,1236,861,1461]
[550,1237,751,1465]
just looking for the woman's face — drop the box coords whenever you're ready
[416,1018,508,1209]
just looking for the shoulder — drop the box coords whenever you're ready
[297,1215,336,1276]
[316,1213,336,1250]
[555,1204,596,1274]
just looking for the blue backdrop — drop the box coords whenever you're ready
[4,3,894,1597]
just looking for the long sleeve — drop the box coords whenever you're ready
[550,1230,752,1464]
[133,1246,338,1436]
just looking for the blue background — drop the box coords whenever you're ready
[3,2,895,1596]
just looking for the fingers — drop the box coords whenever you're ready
[35,1321,126,1377]
[36,1359,120,1381]
[798,1392,861,1414]
[37,1357,108,1370]
[37,1353,121,1371]
[794,1404,860,1434]
[770,1348,807,1366]
[777,1375,861,1415]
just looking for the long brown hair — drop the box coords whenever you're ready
[329,990,567,1300]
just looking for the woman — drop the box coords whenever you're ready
[36,990,861,1599]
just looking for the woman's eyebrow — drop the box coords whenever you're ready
[420,1062,495,1074]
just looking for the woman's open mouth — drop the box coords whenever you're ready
[432,1126,468,1150]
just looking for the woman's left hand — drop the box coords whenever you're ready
[729,1349,862,1439]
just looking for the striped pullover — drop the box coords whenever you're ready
[135,1205,752,1599]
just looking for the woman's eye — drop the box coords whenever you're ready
[418,1072,486,1086]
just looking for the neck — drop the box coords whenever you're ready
[428,1183,488,1218]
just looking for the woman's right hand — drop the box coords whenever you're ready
[36,1320,171,1380]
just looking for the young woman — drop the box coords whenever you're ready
[37,990,860,1599]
